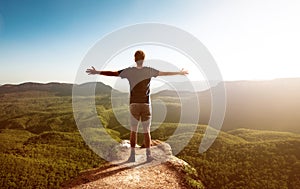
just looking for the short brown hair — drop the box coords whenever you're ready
[134,50,145,63]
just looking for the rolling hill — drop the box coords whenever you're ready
[1,78,300,133]
[0,80,300,188]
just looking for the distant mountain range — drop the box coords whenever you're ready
[0,82,112,96]
[1,78,300,133]
[223,78,300,133]
[0,80,215,95]
[151,80,215,93]
[152,78,300,133]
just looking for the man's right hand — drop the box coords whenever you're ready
[179,68,189,75]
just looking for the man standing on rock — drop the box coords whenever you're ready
[86,50,188,162]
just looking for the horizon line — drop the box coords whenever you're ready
[1,77,300,86]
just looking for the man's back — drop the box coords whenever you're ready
[119,67,159,104]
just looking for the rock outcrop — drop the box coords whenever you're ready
[62,141,205,189]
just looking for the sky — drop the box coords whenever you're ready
[1,0,300,85]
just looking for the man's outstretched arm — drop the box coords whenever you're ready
[86,66,119,76]
[158,68,188,76]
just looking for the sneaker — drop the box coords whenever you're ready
[146,155,155,162]
[127,155,135,162]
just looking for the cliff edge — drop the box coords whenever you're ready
[62,140,205,189]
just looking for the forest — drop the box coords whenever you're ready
[0,83,300,189]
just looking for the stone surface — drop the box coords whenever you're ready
[62,141,202,189]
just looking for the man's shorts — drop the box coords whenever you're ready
[129,103,151,133]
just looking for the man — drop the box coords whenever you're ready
[86,50,188,162]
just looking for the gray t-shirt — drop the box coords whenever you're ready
[118,67,159,104]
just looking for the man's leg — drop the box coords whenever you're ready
[142,120,154,162]
[130,131,137,148]
[144,131,152,157]
[141,104,154,162]
[128,104,139,162]
[128,130,137,161]
[143,131,151,149]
